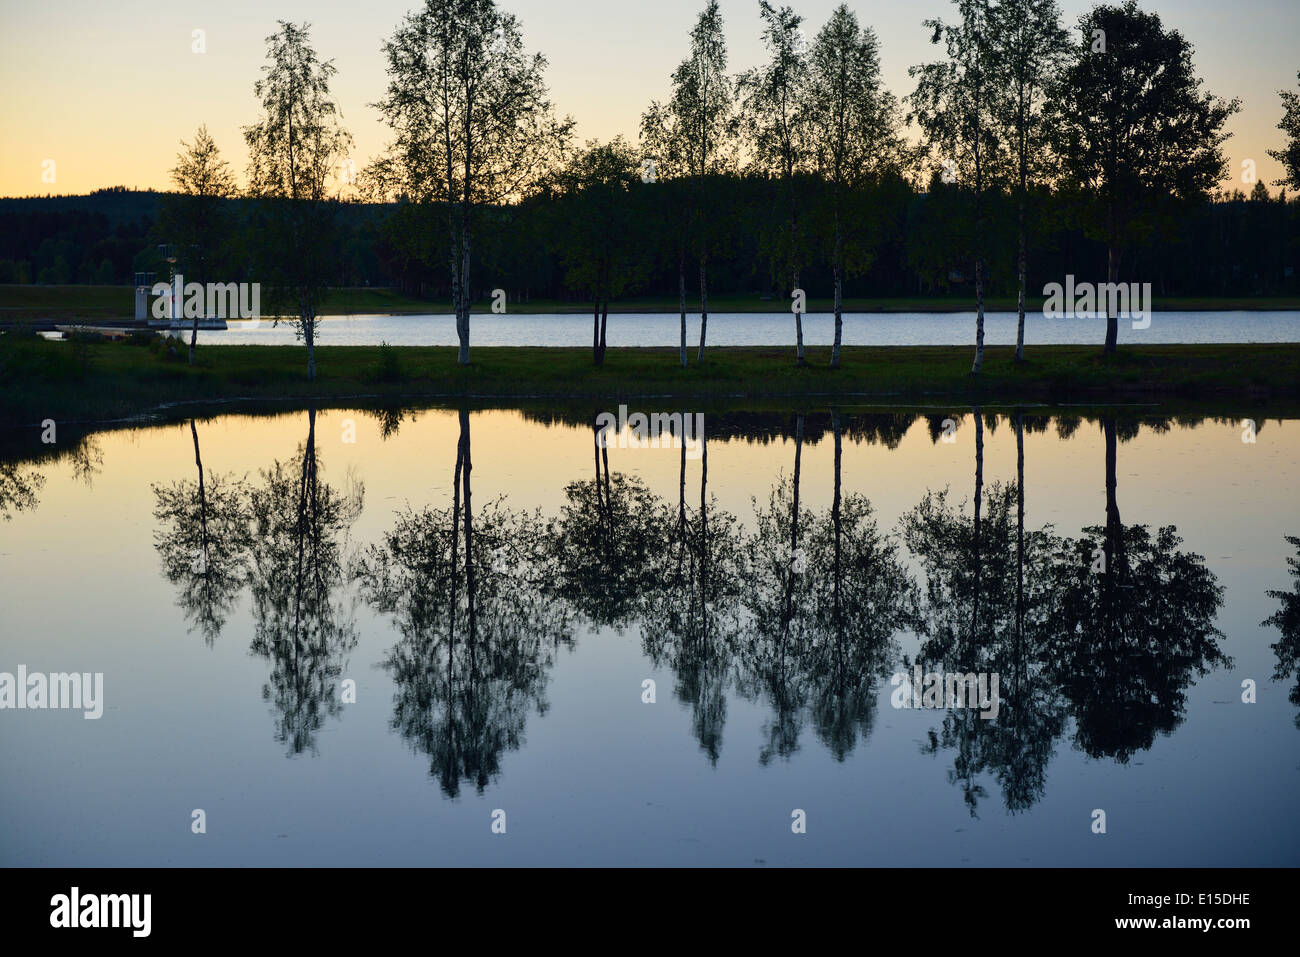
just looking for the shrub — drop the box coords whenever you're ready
[375,340,403,383]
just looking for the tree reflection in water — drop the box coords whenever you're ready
[152,419,253,645]
[134,406,1245,810]
[354,409,572,797]
[1263,535,1300,728]
[1046,418,1229,763]
[247,408,364,756]
[904,413,1229,814]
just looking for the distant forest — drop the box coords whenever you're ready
[1,182,1295,301]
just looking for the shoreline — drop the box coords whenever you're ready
[3,341,1298,430]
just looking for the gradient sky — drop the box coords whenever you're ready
[0,0,1295,197]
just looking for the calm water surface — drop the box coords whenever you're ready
[1,405,1297,866]
[210,310,1300,346]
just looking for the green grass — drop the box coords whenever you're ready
[2,284,1298,322]
[0,285,134,320]
[2,333,1297,428]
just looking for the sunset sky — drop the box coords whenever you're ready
[0,0,1295,197]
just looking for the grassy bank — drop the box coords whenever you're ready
[3,284,1299,322]
[2,334,1298,428]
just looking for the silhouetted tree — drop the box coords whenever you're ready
[809,4,905,368]
[160,125,237,365]
[553,138,647,364]
[909,0,1005,373]
[243,21,353,380]
[738,1,811,364]
[989,0,1067,361]
[653,1,737,361]
[367,0,572,364]
[640,99,694,366]
[1048,1,1239,353]
[1268,71,1300,190]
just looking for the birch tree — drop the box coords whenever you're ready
[807,4,904,369]
[640,98,694,367]
[990,0,1067,362]
[367,0,572,364]
[243,21,352,381]
[657,1,736,362]
[738,1,810,365]
[162,126,237,365]
[908,0,1006,375]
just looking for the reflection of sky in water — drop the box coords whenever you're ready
[212,310,1300,347]
[0,408,1297,866]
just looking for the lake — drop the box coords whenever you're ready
[206,310,1300,347]
[1,404,1297,866]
